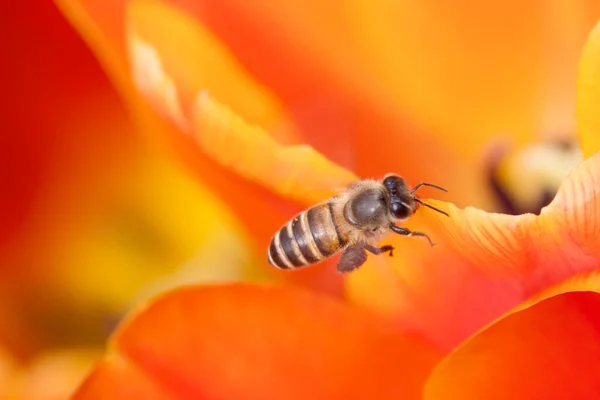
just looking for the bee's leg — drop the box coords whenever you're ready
[337,245,368,273]
[363,243,394,257]
[390,225,436,247]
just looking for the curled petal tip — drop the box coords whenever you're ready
[424,270,600,400]
[190,91,357,204]
[127,31,191,132]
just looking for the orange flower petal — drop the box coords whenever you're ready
[19,349,100,400]
[126,0,499,209]
[124,0,358,204]
[424,270,600,399]
[56,0,354,236]
[171,0,593,148]
[15,1,277,355]
[0,347,18,398]
[347,151,600,351]
[126,0,302,145]
[4,0,137,279]
[55,155,264,316]
[578,20,600,157]
[189,92,358,206]
[73,356,173,399]
[60,0,490,211]
[123,0,360,293]
[124,1,358,292]
[73,284,442,399]
[161,0,600,208]
[57,0,349,298]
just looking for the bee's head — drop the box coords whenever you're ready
[383,173,450,220]
[382,174,416,220]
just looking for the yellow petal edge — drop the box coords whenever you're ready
[577,20,600,157]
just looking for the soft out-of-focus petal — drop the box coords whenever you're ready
[128,0,495,209]
[2,0,125,361]
[56,0,349,295]
[4,0,138,282]
[127,0,361,294]
[53,0,132,109]
[124,0,358,293]
[73,356,174,399]
[424,270,600,399]
[61,0,492,214]
[126,0,301,144]
[125,0,358,204]
[347,151,600,350]
[0,295,44,361]
[3,0,187,354]
[73,283,442,400]
[166,0,600,208]
[0,347,98,399]
[189,92,358,205]
[16,152,274,354]
[578,20,600,157]
[17,349,100,400]
[0,347,18,399]
[56,155,259,315]
[176,0,597,150]
[12,0,268,345]
[8,0,279,357]
[56,0,350,243]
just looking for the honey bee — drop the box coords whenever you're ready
[267,174,448,273]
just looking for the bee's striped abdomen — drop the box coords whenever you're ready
[268,201,346,269]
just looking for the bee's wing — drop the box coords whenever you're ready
[337,245,367,273]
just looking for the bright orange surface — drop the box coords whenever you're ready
[73,284,442,399]
[425,271,600,399]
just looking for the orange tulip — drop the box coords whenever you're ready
[70,10,600,399]
[54,0,600,296]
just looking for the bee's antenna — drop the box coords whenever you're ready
[414,198,449,217]
[411,182,448,194]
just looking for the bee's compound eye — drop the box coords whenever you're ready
[390,201,411,219]
[383,175,407,194]
[383,176,397,192]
